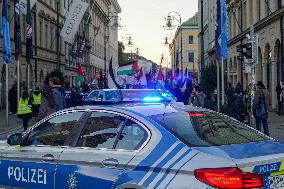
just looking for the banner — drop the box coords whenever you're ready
[15,0,22,60]
[19,0,37,15]
[2,0,11,64]
[221,0,228,59]
[26,0,32,64]
[61,0,89,43]
[215,0,221,62]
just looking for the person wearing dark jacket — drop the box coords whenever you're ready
[64,81,79,108]
[38,85,56,121]
[276,80,284,116]
[226,83,234,108]
[9,83,17,114]
[253,81,270,136]
[172,83,183,102]
[229,88,245,122]
[183,80,192,105]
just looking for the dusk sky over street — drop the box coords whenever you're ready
[118,0,198,63]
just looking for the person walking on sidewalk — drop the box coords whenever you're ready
[276,80,284,116]
[30,87,42,117]
[8,83,17,114]
[253,81,270,136]
[17,91,32,131]
[38,85,56,121]
[229,88,246,122]
[49,77,65,111]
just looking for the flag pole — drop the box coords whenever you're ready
[221,57,225,105]
[27,63,30,93]
[6,64,9,127]
[17,59,20,102]
[217,61,220,112]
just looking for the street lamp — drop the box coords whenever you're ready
[122,34,134,47]
[108,12,125,30]
[162,35,174,46]
[163,11,183,75]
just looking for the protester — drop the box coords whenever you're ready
[49,77,65,111]
[8,83,17,114]
[226,82,234,108]
[235,82,243,95]
[64,80,79,108]
[172,83,183,102]
[253,81,270,136]
[38,85,56,121]
[191,85,206,108]
[30,87,42,117]
[17,91,32,131]
[229,87,246,122]
[183,80,192,105]
[276,80,284,116]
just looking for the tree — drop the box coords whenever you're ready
[44,69,64,85]
[200,64,217,94]
[118,41,127,66]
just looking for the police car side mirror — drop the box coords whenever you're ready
[7,133,22,146]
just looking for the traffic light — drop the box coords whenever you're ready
[236,43,253,60]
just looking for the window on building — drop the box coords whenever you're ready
[45,24,48,49]
[39,21,43,47]
[188,52,194,62]
[188,35,194,44]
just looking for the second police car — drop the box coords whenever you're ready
[0,90,284,189]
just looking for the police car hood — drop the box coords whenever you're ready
[193,141,284,165]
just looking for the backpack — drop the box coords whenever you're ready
[255,91,268,119]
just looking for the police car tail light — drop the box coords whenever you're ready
[194,167,263,189]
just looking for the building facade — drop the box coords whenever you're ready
[0,0,121,105]
[199,0,284,109]
[171,13,199,80]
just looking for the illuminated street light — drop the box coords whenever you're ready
[163,11,183,74]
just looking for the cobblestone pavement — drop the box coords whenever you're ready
[0,110,283,142]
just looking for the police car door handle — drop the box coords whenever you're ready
[102,158,119,168]
[42,154,55,162]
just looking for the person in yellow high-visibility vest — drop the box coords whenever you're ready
[17,91,32,131]
[31,87,42,117]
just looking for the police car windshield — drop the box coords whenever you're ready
[151,111,269,147]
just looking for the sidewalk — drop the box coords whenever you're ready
[0,111,36,140]
[0,110,283,142]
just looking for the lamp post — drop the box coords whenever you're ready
[122,34,135,61]
[163,11,183,76]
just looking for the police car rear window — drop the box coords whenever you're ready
[151,112,268,147]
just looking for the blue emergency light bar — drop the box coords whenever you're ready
[143,96,163,103]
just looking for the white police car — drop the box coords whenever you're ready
[1,97,284,189]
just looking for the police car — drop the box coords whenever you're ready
[1,96,284,189]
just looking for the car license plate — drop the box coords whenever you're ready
[269,174,284,189]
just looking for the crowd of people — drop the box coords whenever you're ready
[226,80,284,136]
[164,79,209,108]
[9,77,94,131]
[7,76,284,136]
